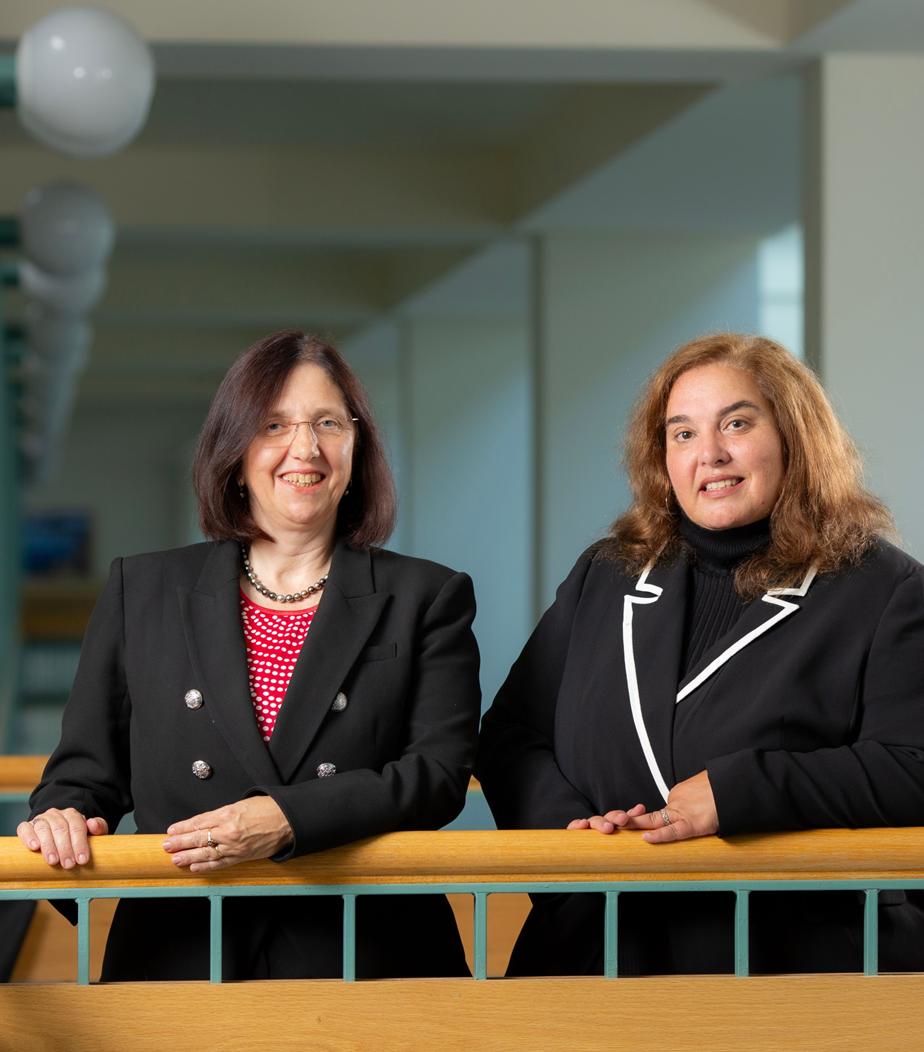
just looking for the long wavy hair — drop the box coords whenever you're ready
[600,332,895,598]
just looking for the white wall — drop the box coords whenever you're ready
[805,55,924,558]
[343,319,408,555]
[537,230,762,608]
[404,315,532,710]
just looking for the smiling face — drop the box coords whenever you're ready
[241,362,354,543]
[664,363,785,531]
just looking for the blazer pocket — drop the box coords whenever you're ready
[358,643,397,663]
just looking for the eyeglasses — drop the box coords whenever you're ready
[257,416,358,448]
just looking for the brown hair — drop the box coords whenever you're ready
[193,331,396,549]
[600,332,895,598]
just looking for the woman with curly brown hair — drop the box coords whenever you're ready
[478,332,924,977]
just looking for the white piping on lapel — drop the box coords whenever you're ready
[675,567,818,705]
[622,567,671,803]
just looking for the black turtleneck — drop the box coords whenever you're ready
[678,511,772,676]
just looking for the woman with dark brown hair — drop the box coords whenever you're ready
[478,331,924,976]
[20,331,480,980]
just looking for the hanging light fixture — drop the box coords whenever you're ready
[8,178,115,480]
[20,181,115,276]
[19,262,108,317]
[13,5,155,158]
[0,5,153,483]
[25,313,94,372]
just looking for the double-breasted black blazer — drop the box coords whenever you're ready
[32,538,481,980]
[477,540,924,976]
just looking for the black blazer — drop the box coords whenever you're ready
[32,539,481,980]
[477,540,924,976]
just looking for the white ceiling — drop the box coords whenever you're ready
[794,0,924,51]
[136,81,570,148]
[524,74,800,234]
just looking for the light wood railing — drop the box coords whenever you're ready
[0,755,47,798]
[1,825,924,886]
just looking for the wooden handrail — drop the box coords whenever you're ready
[0,758,483,796]
[0,756,48,795]
[1,827,924,889]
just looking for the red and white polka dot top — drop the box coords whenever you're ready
[240,591,318,742]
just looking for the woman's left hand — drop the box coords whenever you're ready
[569,771,719,844]
[162,796,294,872]
[623,770,719,843]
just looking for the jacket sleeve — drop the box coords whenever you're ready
[709,567,924,835]
[475,552,597,829]
[256,570,482,859]
[29,558,134,833]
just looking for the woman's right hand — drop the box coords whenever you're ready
[17,809,110,869]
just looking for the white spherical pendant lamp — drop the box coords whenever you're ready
[20,261,107,316]
[26,314,93,371]
[16,5,155,158]
[20,181,115,276]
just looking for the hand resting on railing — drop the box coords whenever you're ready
[567,771,720,843]
[17,809,109,869]
[18,795,295,875]
[161,796,294,872]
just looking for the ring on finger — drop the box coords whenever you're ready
[205,829,219,850]
[659,808,671,827]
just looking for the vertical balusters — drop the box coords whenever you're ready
[473,892,488,979]
[864,889,879,976]
[342,893,357,981]
[734,889,750,977]
[77,896,90,985]
[209,894,223,984]
[604,890,619,978]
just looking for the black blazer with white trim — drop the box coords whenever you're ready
[31,538,481,979]
[477,539,924,975]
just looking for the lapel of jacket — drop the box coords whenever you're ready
[268,540,390,782]
[621,557,687,803]
[177,541,282,787]
[675,567,818,704]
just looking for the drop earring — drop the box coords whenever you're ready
[238,480,246,500]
